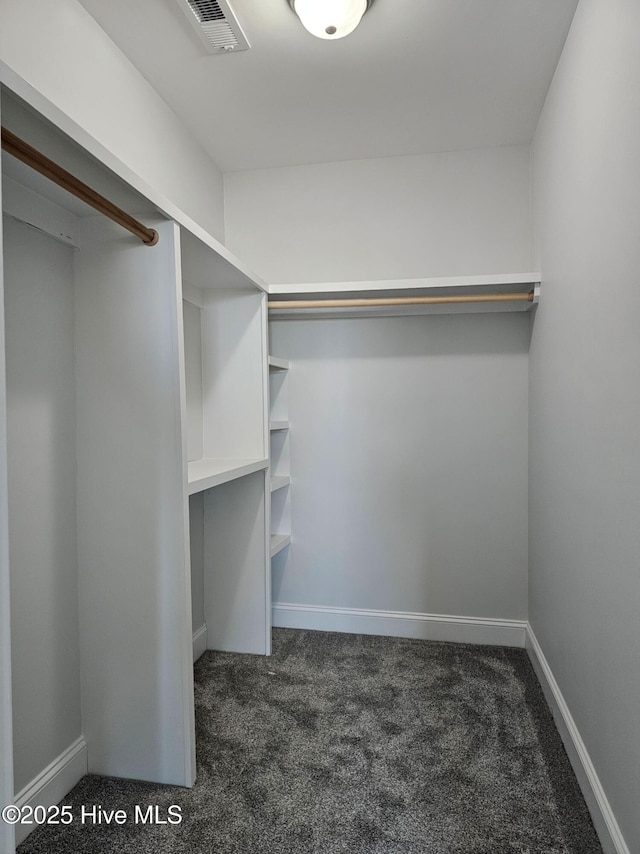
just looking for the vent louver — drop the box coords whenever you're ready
[177,0,250,53]
[188,0,225,22]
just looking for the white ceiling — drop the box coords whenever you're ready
[77,0,578,173]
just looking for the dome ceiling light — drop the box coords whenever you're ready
[288,0,375,40]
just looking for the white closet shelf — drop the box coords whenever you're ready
[268,272,540,295]
[187,457,269,495]
[270,420,289,431]
[268,273,541,318]
[268,355,290,371]
[270,475,291,492]
[270,533,291,557]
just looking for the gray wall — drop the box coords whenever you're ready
[271,313,529,620]
[225,145,531,284]
[3,217,82,793]
[530,0,640,850]
[228,134,533,625]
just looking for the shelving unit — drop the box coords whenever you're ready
[1,96,198,831]
[269,356,292,566]
[0,89,272,850]
[180,235,270,656]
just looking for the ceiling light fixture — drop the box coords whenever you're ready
[288,0,374,40]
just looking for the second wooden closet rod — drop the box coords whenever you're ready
[269,292,534,310]
[1,127,159,246]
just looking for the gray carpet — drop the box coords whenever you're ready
[18,628,602,853]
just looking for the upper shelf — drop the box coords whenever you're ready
[267,273,540,318]
[187,458,269,495]
[1,90,269,295]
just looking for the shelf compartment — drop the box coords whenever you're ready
[187,457,269,495]
[270,420,289,431]
[270,475,291,493]
[268,355,289,371]
[270,533,291,558]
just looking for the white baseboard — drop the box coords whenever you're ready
[273,602,526,647]
[526,626,629,854]
[13,736,87,845]
[192,624,208,662]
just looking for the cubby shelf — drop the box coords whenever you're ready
[270,533,291,558]
[270,475,291,493]
[1,75,276,843]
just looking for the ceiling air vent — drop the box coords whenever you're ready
[177,0,250,54]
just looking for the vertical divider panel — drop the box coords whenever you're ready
[180,287,205,647]
[172,232,197,782]
[199,289,271,654]
[260,295,271,655]
[74,217,195,785]
[201,291,267,461]
[0,148,17,854]
[182,297,204,463]
[204,471,267,653]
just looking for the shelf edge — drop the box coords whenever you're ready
[270,533,292,558]
[187,458,269,495]
[270,475,291,493]
[268,355,289,371]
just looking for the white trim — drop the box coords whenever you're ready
[273,603,526,647]
[526,626,629,854]
[13,736,87,845]
[192,624,208,663]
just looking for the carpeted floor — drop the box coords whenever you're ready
[17,628,602,853]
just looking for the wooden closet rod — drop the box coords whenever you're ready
[269,292,535,310]
[1,127,159,246]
